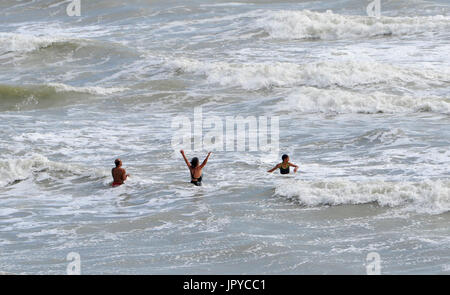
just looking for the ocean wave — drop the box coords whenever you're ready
[353,128,406,145]
[274,178,450,215]
[166,57,450,90]
[0,32,79,54]
[0,32,135,58]
[0,83,127,111]
[47,83,128,95]
[256,10,450,40]
[303,128,409,150]
[0,154,108,187]
[278,87,450,114]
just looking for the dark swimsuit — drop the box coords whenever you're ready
[190,171,203,186]
[279,163,290,174]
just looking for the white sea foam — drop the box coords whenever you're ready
[47,83,128,95]
[256,10,450,40]
[275,178,450,215]
[166,57,449,90]
[0,154,108,187]
[352,128,406,145]
[0,31,129,58]
[0,32,70,54]
[278,87,450,114]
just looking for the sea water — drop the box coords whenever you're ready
[0,0,449,274]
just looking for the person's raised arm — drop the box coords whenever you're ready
[180,150,191,167]
[200,152,212,168]
[289,162,299,173]
[267,163,281,173]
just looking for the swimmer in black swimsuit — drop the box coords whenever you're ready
[267,154,299,174]
[180,150,211,186]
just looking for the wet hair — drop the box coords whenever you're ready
[115,159,121,167]
[282,154,289,161]
[190,157,199,168]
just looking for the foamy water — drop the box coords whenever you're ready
[0,0,449,274]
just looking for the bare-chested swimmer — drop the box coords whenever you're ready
[112,159,130,187]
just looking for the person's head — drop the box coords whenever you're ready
[282,154,289,163]
[115,159,122,167]
[190,157,199,168]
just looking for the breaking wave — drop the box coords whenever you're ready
[278,87,450,114]
[0,32,135,58]
[0,154,108,187]
[0,83,127,110]
[0,32,87,55]
[166,57,449,90]
[256,10,450,40]
[275,178,450,215]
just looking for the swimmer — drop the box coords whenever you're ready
[180,150,211,186]
[111,158,130,187]
[267,154,298,174]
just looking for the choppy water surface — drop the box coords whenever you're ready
[0,0,449,274]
